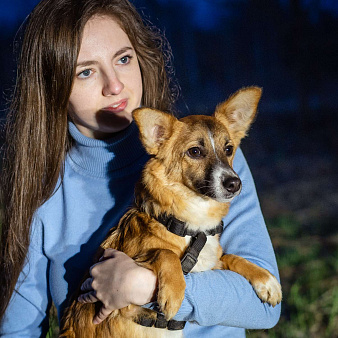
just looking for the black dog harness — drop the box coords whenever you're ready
[156,214,223,275]
[135,214,224,331]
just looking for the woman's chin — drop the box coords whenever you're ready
[95,112,133,137]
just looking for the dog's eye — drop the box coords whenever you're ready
[187,147,202,159]
[225,145,233,156]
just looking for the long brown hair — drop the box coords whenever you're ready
[0,0,177,321]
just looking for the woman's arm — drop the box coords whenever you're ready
[173,148,281,328]
[0,217,51,337]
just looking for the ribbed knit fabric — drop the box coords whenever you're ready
[1,122,281,337]
[67,120,146,177]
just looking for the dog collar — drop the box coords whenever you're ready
[155,214,224,237]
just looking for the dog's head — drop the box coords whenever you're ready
[133,87,261,203]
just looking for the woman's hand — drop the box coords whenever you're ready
[78,248,157,324]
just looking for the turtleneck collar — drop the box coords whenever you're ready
[67,121,147,178]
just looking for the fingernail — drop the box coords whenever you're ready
[93,318,99,325]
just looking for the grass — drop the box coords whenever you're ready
[47,305,59,338]
[31,217,338,337]
[247,217,338,338]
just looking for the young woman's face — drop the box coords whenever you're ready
[68,15,143,139]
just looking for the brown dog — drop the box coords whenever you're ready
[60,87,282,338]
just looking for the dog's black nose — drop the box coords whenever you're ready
[223,177,241,194]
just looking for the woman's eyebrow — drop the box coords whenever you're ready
[114,46,133,58]
[76,60,99,68]
[76,47,134,68]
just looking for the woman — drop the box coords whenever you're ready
[0,0,281,337]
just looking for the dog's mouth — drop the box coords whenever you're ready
[194,165,242,203]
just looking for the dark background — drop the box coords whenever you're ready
[1,0,337,223]
[1,1,337,335]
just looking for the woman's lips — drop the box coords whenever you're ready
[102,99,128,113]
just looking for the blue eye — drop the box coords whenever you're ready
[78,69,92,79]
[119,55,131,64]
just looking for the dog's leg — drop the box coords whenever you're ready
[137,249,186,319]
[220,254,282,306]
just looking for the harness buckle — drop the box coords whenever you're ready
[181,250,198,275]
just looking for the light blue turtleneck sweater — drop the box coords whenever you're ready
[1,122,281,337]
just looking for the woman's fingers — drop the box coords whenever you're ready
[78,291,98,303]
[93,305,114,324]
[99,248,118,261]
[78,277,98,303]
[77,248,156,323]
[80,277,93,292]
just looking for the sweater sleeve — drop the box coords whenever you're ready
[174,148,281,329]
[0,216,51,337]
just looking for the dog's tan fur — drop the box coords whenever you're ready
[60,87,282,338]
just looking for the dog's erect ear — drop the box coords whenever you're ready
[133,108,177,155]
[214,87,262,140]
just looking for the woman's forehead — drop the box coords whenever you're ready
[77,15,133,61]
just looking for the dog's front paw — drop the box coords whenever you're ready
[252,274,282,307]
[157,277,186,319]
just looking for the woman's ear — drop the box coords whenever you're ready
[132,108,177,155]
[214,87,262,141]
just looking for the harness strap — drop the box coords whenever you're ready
[135,232,207,330]
[135,214,221,331]
[181,232,207,275]
[156,214,223,237]
[135,312,186,331]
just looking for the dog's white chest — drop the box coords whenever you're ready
[185,235,220,272]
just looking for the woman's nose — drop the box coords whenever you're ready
[102,72,124,96]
